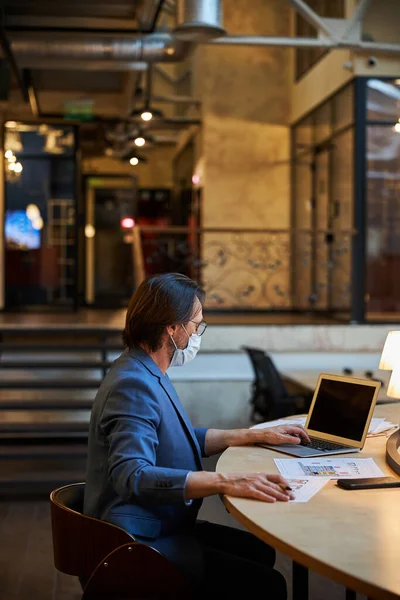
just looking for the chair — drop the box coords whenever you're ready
[242,346,313,422]
[50,482,192,600]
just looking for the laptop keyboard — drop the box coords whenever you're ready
[299,437,351,452]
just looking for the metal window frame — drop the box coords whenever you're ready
[351,78,367,323]
[362,75,400,323]
[291,79,355,317]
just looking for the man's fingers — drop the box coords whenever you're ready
[285,425,310,441]
[281,434,301,445]
[263,486,291,501]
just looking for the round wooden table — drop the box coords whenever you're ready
[216,404,400,600]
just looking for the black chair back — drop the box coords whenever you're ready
[242,346,295,421]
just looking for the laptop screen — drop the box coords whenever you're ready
[307,377,377,442]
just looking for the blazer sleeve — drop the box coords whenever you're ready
[99,375,191,505]
[194,427,208,457]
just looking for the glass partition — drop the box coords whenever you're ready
[292,82,354,316]
[366,126,400,314]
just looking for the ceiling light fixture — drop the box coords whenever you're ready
[131,106,164,122]
[4,150,23,182]
[393,120,400,133]
[130,65,164,122]
[134,136,146,147]
[141,110,153,122]
[124,150,147,165]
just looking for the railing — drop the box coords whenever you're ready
[132,226,356,312]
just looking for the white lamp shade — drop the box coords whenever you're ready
[379,331,400,370]
[387,367,400,398]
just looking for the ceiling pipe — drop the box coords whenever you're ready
[174,0,226,41]
[10,33,191,63]
[14,58,149,71]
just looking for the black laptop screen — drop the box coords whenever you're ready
[307,378,377,441]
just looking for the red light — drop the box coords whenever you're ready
[121,217,135,229]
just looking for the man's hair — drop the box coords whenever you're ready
[122,273,205,352]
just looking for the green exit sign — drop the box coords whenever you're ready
[64,99,94,120]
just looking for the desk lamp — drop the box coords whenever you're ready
[379,331,400,476]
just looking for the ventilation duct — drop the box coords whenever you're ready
[10,34,189,63]
[174,0,226,41]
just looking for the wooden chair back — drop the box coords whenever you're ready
[50,482,134,578]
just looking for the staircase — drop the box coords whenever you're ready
[0,327,123,495]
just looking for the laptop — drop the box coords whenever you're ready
[261,373,381,457]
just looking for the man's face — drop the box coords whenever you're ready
[172,297,203,350]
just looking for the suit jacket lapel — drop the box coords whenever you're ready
[158,375,203,468]
[130,347,203,468]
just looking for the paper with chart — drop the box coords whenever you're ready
[286,477,329,503]
[274,457,384,479]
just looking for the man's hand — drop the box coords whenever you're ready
[220,472,295,503]
[256,425,310,446]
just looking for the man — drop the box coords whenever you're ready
[84,273,309,597]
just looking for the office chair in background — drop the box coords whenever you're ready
[242,346,313,423]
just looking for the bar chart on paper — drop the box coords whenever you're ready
[274,458,384,479]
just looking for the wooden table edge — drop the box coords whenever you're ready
[222,490,400,600]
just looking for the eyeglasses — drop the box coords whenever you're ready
[190,320,208,336]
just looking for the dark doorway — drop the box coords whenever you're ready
[85,176,136,308]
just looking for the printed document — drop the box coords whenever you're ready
[286,477,329,503]
[274,457,384,479]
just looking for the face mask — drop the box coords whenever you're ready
[169,325,201,367]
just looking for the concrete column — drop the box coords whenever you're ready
[192,0,292,308]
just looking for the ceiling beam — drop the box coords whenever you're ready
[285,0,338,40]
[209,36,333,48]
[208,36,400,54]
[152,94,200,105]
[342,0,372,39]
[0,25,29,103]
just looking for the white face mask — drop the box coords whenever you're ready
[169,325,201,367]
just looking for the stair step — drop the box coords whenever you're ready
[0,344,122,352]
[0,361,112,370]
[0,380,102,390]
[0,326,121,334]
[0,421,89,434]
[0,431,88,441]
[0,399,93,410]
[0,443,88,459]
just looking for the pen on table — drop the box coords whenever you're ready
[278,483,292,491]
